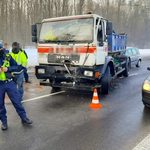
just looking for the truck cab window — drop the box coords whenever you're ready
[97,21,103,45]
[97,25,103,41]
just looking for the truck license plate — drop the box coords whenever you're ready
[48,54,79,63]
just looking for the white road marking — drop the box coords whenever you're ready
[129,73,139,77]
[22,91,65,103]
[132,134,150,150]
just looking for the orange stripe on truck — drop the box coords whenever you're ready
[76,47,96,53]
[38,47,96,54]
[38,47,54,53]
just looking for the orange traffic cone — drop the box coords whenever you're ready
[89,88,102,109]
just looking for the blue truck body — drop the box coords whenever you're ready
[108,33,127,52]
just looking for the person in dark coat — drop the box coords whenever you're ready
[0,47,33,130]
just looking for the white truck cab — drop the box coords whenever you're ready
[32,14,128,94]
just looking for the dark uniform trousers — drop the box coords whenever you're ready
[0,80,27,124]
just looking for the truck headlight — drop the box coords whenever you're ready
[84,71,93,77]
[143,80,150,91]
[38,68,45,74]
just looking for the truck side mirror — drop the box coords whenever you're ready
[31,23,41,43]
[32,24,37,36]
[106,21,113,35]
[32,24,37,43]
[32,36,37,43]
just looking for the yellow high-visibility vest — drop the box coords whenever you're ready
[10,51,27,67]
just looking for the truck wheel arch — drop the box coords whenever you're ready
[108,61,115,76]
[101,57,115,77]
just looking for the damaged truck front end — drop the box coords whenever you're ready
[35,53,102,91]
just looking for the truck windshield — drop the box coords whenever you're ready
[39,18,93,43]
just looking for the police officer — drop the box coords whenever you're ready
[11,42,27,100]
[0,45,32,130]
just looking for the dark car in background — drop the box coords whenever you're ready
[142,67,150,108]
[125,47,142,68]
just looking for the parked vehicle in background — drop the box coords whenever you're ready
[125,47,142,68]
[142,67,150,108]
[32,14,129,95]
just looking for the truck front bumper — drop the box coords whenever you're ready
[35,65,101,91]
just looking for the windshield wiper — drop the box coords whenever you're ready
[40,40,76,43]
[39,40,91,43]
[64,40,76,42]
[39,40,58,43]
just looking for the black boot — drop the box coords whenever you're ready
[22,118,33,125]
[25,80,31,83]
[1,123,8,131]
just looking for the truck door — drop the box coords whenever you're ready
[96,18,108,65]
[102,20,108,54]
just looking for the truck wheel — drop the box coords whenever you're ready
[122,61,129,77]
[101,67,111,95]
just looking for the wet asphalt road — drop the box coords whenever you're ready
[1,59,150,150]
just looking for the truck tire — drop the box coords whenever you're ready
[101,67,111,95]
[122,61,129,77]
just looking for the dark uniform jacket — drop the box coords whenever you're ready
[0,50,23,79]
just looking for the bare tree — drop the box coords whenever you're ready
[0,0,150,47]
